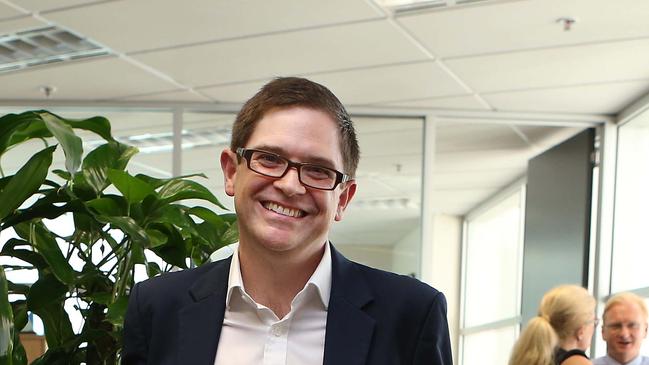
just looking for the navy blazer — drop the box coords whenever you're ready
[122,244,453,365]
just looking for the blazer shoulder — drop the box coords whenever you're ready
[135,257,229,297]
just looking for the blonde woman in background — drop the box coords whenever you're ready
[509,285,598,365]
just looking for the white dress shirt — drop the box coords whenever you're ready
[213,243,331,365]
[593,355,649,365]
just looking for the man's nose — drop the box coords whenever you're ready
[274,167,306,196]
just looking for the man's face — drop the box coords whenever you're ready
[221,106,356,258]
[602,301,648,363]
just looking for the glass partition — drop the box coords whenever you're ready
[610,115,649,292]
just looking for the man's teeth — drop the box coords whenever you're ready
[264,202,304,217]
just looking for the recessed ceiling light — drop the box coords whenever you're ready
[0,25,112,74]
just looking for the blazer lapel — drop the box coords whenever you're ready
[323,245,375,365]
[178,257,231,364]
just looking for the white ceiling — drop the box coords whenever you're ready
[1,0,647,247]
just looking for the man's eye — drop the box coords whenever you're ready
[303,165,334,180]
[256,153,282,165]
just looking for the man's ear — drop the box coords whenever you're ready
[335,181,357,221]
[220,149,238,197]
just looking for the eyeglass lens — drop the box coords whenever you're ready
[248,150,338,189]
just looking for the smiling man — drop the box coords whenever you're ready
[121,77,452,365]
[594,292,649,365]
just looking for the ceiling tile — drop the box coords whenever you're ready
[0,3,24,19]
[483,80,649,114]
[12,0,107,12]
[398,0,649,57]
[118,89,215,103]
[435,123,529,152]
[355,115,423,134]
[198,61,469,105]
[0,15,46,34]
[44,0,383,53]
[381,94,488,110]
[307,62,468,105]
[132,21,429,88]
[198,80,268,103]
[446,38,649,92]
[0,56,181,100]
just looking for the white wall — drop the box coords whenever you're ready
[335,244,394,272]
[391,226,421,276]
[421,213,462,361]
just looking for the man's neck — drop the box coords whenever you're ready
[558,338,581,352]
[237,241,326,319]
[608,353,640,365]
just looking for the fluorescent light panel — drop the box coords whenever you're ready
[0,26,111,74]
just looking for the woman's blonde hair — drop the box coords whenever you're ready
[508,285,596,365]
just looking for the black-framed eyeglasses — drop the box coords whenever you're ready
[236,148,352,191]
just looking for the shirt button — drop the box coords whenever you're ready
[272,327,283,337]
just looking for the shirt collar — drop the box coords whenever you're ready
[604,355,647,365]
[225,242,332,310]
[306,241,332,309]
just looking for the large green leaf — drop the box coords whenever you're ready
[26,223,76,286]
[187,206,227,228]
[0,266,14,365]
[145,228,167,248]
[41,113,83,175]
[0,111,50,158]
[10,334,26,365]
[97,216,148,246]
[106,169,154,205]
[56,113,113,142]
[145,262,162,278]
[26,274,74,349]
[149,224,187,268]
[10,301,27,333]
[0,146,55,222]
[0,111,112,157]
[187,208,238,251]
[106,296,129,326]
[4,122,50,157]
[85,196,126,217]
[0,239,48,271]
[81,142,138,195]
[159,179,227,210]
[147,203,194,231]
[134,173,207,190]
[1,192,81,230]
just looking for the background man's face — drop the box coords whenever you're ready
[602,301,648,363]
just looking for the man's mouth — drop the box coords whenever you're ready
[263,201,305,218]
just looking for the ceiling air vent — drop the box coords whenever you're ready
[0,26,112,74]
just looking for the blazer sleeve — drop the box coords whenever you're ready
[413,291,453,365]
[121,282,148,365]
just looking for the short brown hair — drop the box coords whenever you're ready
[230,77,360,176]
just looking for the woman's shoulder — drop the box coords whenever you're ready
[558,349,590,365]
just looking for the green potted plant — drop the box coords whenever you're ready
[0,110,237,365]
